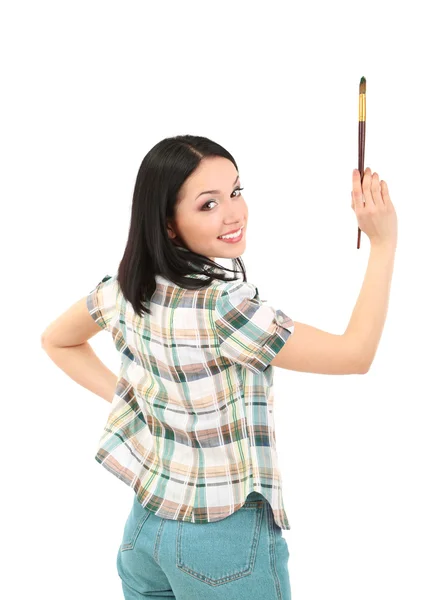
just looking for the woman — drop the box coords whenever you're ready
[42,134,398,599]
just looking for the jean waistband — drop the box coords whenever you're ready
[244,491,266,504]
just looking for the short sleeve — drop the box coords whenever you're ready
[86,274,119,332]
[214,281,295,374]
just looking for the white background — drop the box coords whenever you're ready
[2,1,437,598]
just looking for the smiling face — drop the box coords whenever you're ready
[167,156,248,262]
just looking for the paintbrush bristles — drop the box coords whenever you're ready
[360,76,366,94]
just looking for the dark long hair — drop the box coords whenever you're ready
[116,135,247,317]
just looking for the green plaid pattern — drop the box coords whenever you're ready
[86,271,295,529]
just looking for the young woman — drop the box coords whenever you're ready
[42,135,398,599]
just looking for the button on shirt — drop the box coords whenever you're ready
[86,271,295,529]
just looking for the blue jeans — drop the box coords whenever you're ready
[116,491,291,599]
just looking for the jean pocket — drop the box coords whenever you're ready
[120,500,152,552]
[175,498,264,586]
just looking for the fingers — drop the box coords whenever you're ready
[371,171,385,206]
[380,180,390,206]
[352,167,387,210]
[352,168,365,210]
[362,167,375,205]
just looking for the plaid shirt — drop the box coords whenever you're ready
[86,269,295,529]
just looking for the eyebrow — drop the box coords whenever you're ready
[195,174,240,200]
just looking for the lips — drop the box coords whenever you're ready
[217,226,243,238]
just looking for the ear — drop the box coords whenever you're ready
[167,220,178,239]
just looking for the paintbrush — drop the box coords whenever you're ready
[357,76,366,249]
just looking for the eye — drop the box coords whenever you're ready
[201,187,244,211]
[201,200,217,211]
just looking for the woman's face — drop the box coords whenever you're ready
[167,156,248,262]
